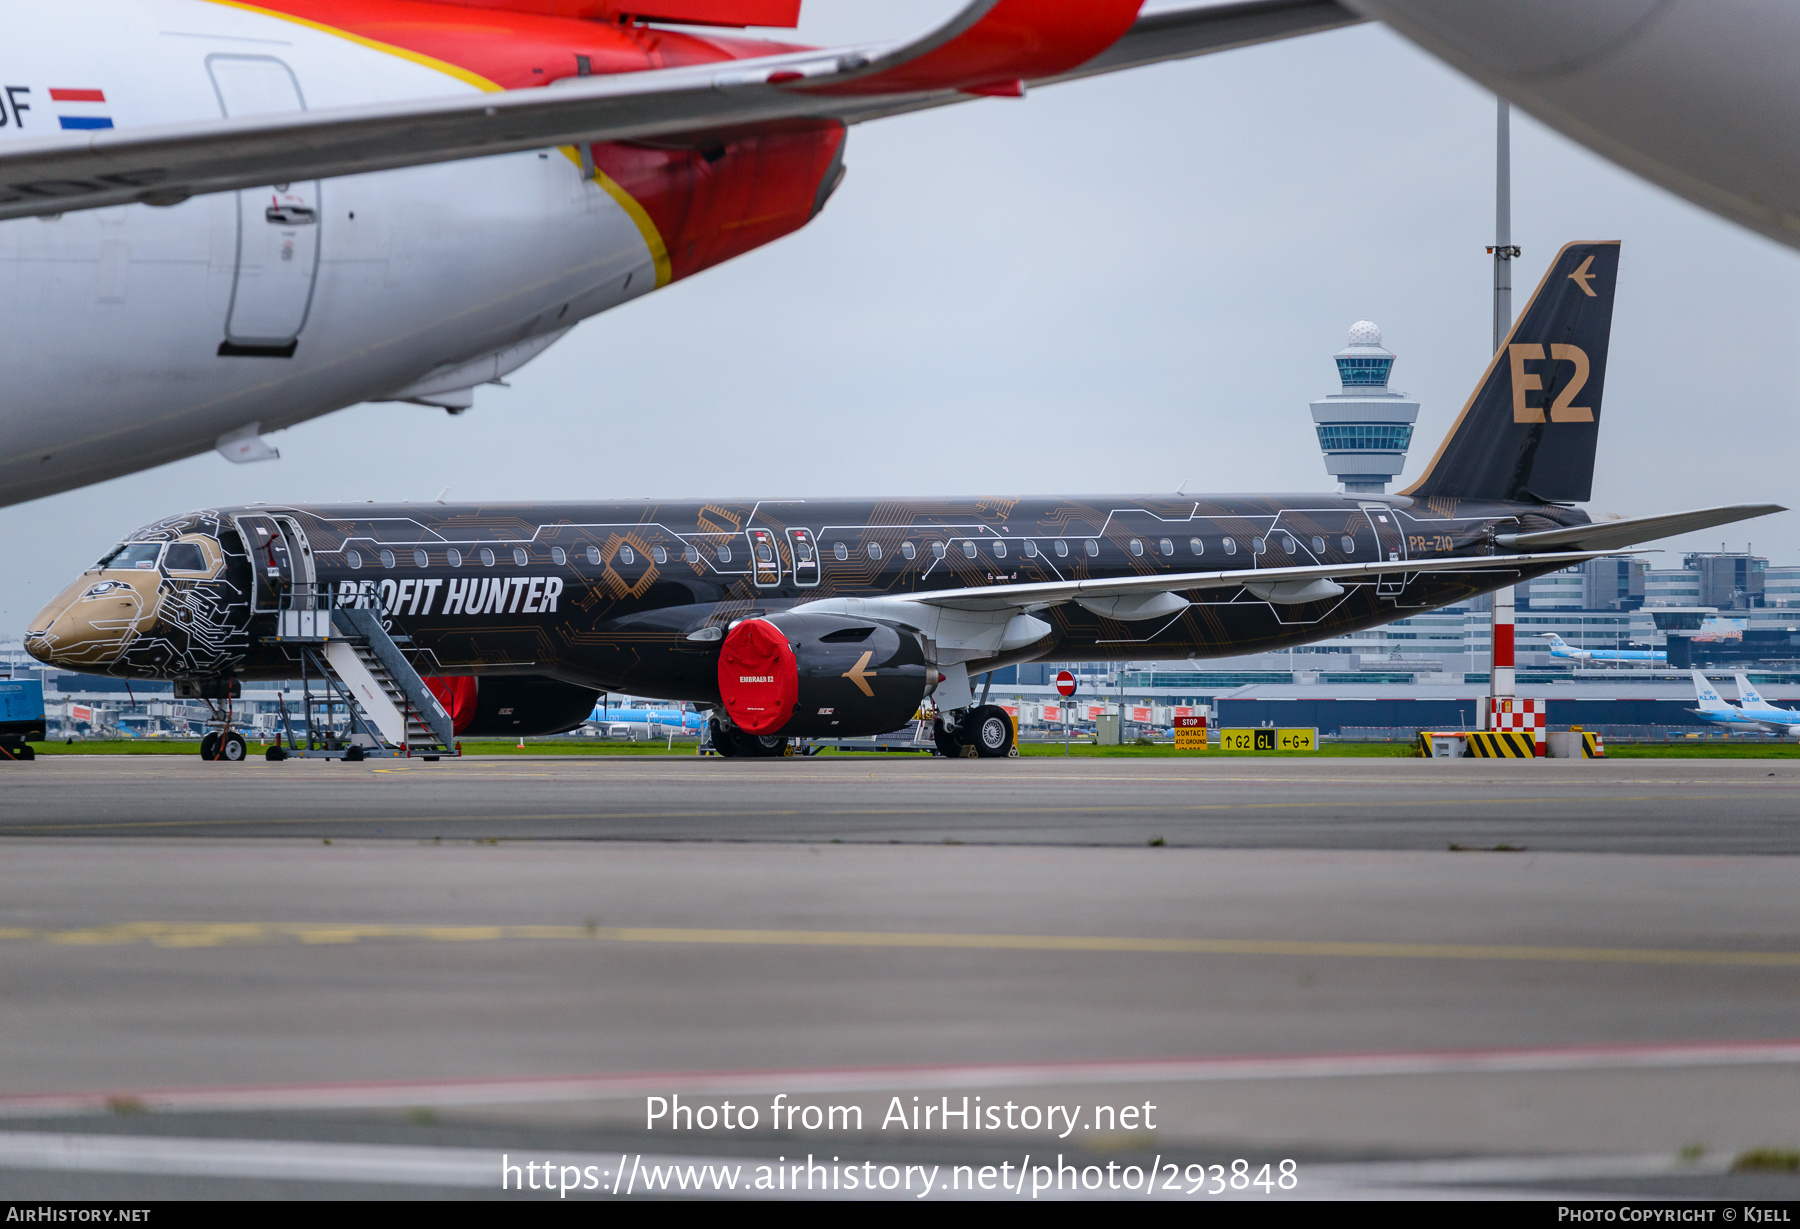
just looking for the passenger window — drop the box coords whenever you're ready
[1251,538,1265,554]
[963,541,977,559]
[448,548,462,568]
[1190,538,1203,555]
[931,542,946,560]
[1223,538,1237,556]
[513,547,528,566]
[347,550,362,570]
[481,548,496,566]
[1129,539,1144,557]
[1342,534,1356,553]
[901,542,916,560]
[1024,541,1038,558]
[1084,540,1099,557]
[833,542,848,561]
[993,541,1007,558]
[1159,538,1173,557]
[552,547,567,566]
[684,546,700,564]
[380,550,395,569]
[587,546,601,566]
[164,543,206,571]
[1055,540,1069,558]
[652,546,666,564]
[868,543,882,560]
[619,546,635,565]
[1279,534,1295,553]
[1312,536,1325,554]
[414,549,429,568]
[717,544,732,562]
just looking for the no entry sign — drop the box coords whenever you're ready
[1055,671,1076,697]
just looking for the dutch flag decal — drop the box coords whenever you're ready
[50,88,112,130]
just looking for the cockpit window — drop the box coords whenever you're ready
[163,543,207,572]
[100,543,163,570]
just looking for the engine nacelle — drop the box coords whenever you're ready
[425,675,600,737]
[717,614,933,738]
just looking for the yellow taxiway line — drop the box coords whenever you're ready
[2,921,1798,967]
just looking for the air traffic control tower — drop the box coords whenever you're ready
[1310,320,1418,494]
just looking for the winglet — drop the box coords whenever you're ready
[802,0,1145,96]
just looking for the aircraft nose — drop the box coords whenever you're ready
[24,571,164,670]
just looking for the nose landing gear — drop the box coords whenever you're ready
[200,730,247,762]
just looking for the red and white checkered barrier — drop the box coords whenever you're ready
[1488,697,1546,755]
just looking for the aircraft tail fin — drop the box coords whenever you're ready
[1542,633,1567,647]
[1692,670,1733,711]
[1403,241,1620,503]
[1734,673,1779,710]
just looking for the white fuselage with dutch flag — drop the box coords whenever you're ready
[0,0,658,508]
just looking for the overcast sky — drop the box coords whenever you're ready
[5,1,1797,634]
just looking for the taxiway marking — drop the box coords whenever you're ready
[0,794,1760,834]
[4,921,1799,966]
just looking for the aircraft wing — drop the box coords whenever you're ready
[1494,504,1786,552]
[872,549,1615,614]
[0,0,1361,223]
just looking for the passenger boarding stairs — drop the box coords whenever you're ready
[266,591,456,759]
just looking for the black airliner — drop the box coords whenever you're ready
[24,242,1781,758]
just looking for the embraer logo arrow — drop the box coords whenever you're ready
[842,650,876,697]
[1567,255,1598,297]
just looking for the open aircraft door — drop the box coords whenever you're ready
[232,514,315,614]
[1362,504,1409,598]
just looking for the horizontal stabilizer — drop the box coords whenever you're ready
[1495,504,1786,552]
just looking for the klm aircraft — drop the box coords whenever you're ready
[587,700,705,741]
[1541,633,1665,665]
[1729,673,1800,736]
[1690,671,1800,736]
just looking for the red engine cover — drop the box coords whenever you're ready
[717,619,797,735]
[424,675,480,735]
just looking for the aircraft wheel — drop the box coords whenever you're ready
[344,745,366,762]
[709,719,739,758]
[746,734,789,758]
[265,745,288,762]
[968,706,1015,758]
[219,732,247,762]
[932,717,965,758]
[200,732,219,760]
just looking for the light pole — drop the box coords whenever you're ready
[1483,97,1519,729]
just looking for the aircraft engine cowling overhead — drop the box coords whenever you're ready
[717,615,934,739]
[457,676,602,738]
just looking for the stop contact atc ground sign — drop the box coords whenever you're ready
[1055,671,1076,697]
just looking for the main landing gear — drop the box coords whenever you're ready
[933,705,1015,759]
[707,718,790,758]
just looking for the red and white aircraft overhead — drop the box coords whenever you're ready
[0,0,1358,507]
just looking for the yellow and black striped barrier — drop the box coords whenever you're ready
[1464,731,1539,758]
